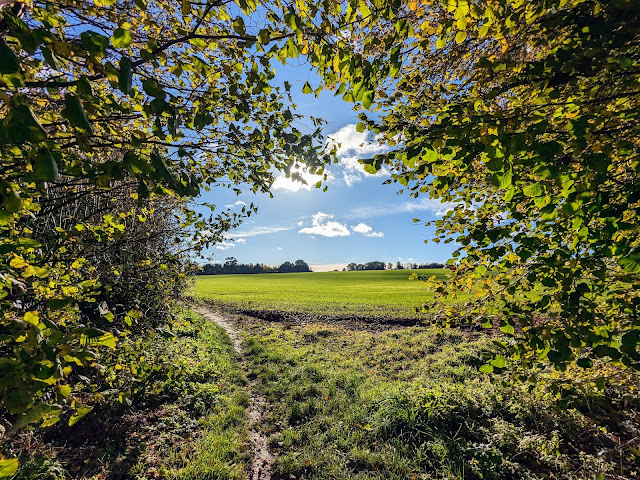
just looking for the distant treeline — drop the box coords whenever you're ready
[196,257,311,275]
[196,257,446,275]
[346,261,445,271]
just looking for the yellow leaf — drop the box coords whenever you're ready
[9,256,27,269]
[0,458,19,477]
[455,31,467,44]
[24,311,39,325]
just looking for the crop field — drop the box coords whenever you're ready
[191,269,450,320]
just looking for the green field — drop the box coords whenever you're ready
[191,269,449,319]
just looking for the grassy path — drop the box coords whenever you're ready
[197,306,274,480]
[225,311,631,480]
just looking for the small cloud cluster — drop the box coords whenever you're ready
[224,200,246,209]
[298,212,350,237]
[298,213,384,239]
[215,238,246,250]
[351,222,384,238]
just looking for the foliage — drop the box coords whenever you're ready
[192,268,450,319]
[347,261,386,271]
[7,309,249,480]
[197,257,312,274]
[312,0,640,370]
[195,257,311,275]
[242,320,639,480]
[0,0,333,447]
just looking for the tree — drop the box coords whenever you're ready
[223,257,239,274]
[278,261,294,273]
[0,0,335,442]
[294,259,311,272]
[317,0,640,371]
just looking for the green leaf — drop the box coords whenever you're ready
[490,355,506,368]
[491,172,511,189]
[2,186,22,214]
[8,104,47,143]
[258,29,270,44]
[68,406,93,426]
[455,31,467,43]
[33,148,59,181]
[119,56,133,93]
[232,17,246,35]
[479,364,493,373]
[0,38,20,74]
[76,75,93,97]
[142,78,165,99]
[523,183,543,197]
[499,321,515,335]
[64,95,93,134]
[111,28,133,48]
[0,459,18,477]
[618,251,640,273]
[362,90,374,109]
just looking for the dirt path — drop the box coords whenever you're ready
[196,306,273,480]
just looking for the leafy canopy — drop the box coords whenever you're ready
[312,0,640,372]
[0,0,335,442]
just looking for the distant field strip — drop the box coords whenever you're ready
[191,269,449,319]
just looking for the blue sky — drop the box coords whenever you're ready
[199,61,457,271]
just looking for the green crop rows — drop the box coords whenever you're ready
[191,269,449,320]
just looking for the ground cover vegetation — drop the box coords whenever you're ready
[8,308,249,479]
[238,316,638,480]
[192,269,450,321]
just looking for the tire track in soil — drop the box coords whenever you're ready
[197,306,273,480]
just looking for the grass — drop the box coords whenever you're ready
[240,321,636,480]
[11,309,250,480]
[191,269,449,319]
[14,274,639,480]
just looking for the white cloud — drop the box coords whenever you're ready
[232,226,290,238]
[215,238,247,250]
[327,124,387,157]
[225,200,246,208]
[352,223,372,234]
[297,221,304,226]
[348,197,460,219]
[298,212,350,238]
[326,124,390,186]
[276,246,283,250]
[351,222,384,238]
